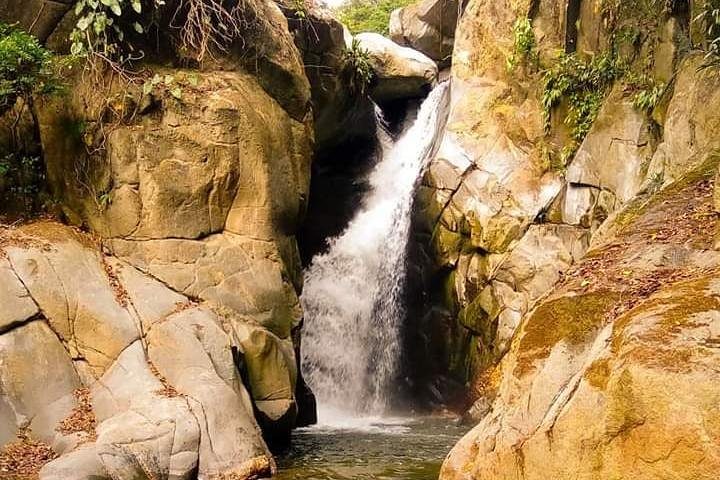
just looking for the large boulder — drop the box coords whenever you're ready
[0,319,81,453]
[0,0,73,42]
[441,162,720,479]
[33,49,312,440]
[356,33,438,103]
[0,221,294,479]
[389,0,461,67]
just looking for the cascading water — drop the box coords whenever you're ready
[301,83,450,422]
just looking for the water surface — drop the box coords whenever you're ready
[276,416,467,480]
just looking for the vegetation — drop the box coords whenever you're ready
[341,38,374,95]
[0,23,59,210]
[506,17,538,72]
[542,51,623,161]
[624,73,665,112]
[0,22,58,115]
[335,0,414,35]
[71,0,253,67]
[694,0,720,67]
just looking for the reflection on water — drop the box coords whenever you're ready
[275,416,468,480]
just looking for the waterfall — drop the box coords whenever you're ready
[301,82,450,421]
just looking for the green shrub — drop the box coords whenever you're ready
[542,51,623,160]
[341,38,374,95]
[70,0,147,62]
[624,72,665,112]
[335,0,414,35]
[506,17,538,72]
[694,0,720,67]
[0,23,58,114]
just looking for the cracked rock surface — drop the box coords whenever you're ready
[1,222,281,479]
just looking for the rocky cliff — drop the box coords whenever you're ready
[0,0,342,477]
[425,0,720,477]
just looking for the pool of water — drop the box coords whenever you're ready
[275,416,468,480]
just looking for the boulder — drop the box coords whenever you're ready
[441,165,720,479]
[146,308,274,478]
[6,225,141,378]
[108,234,302,340]
[389,0,461,66]
[0,0,73,42]
[39,444,107,480]
[0,320,81,453]
[355,33,438,103]
[0,222,293,477]
[647,53,720,186]
[231,322,298,443]
[38,70,311,243]
[91,341,200,480]
[0,257,38,333]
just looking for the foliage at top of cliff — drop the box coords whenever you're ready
[341,38,374,94]
[70,0,265,67]
[0,23,58,114]
[335,0,414,35]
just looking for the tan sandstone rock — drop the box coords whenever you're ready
[356,33,438,103]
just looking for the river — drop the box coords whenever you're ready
[276,416,468,480]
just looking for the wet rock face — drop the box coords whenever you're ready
[409,0,567,393]
[410,0,699,403]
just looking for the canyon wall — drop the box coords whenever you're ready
[426,0,720,477]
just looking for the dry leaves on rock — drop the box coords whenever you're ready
[56,388,97,442]
[0,429,57,479]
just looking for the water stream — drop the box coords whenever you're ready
[285,84,460,479]
[301,83,450,419]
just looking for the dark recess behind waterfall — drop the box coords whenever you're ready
[297,96,466,416]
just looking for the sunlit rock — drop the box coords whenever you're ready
[356,32,438,103]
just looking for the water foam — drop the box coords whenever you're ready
[301,83,450,423]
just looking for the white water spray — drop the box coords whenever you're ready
[301,83,449,423]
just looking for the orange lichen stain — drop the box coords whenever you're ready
[514,290,620,376]
[585,357,612,390]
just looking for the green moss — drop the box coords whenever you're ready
[515,290,621,376]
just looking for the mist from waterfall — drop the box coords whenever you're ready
[301,83,449,423]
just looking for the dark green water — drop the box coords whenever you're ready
[275,416,468,480]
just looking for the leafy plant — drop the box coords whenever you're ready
[292,0,308,19]
[542,51,623,159]
[335,0,414,35]
[70,0,153,63]
[694,0,720,68]
[624,73,665,112]
[0,22,58,114]
[341,38,374,95]
[98,190,113,211]
[506,17,538,72]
